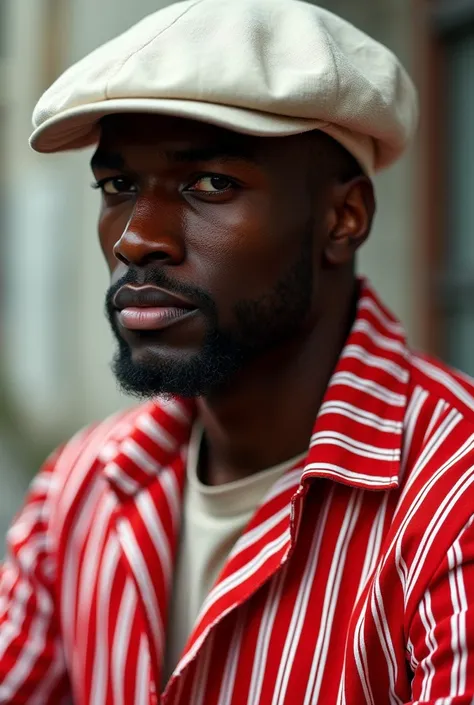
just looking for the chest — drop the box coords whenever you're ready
[57,481,412,705]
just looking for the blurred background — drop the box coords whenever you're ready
[0,0,470,546]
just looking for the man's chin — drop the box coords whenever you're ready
[111,355,197,399]
[111,345,242,400]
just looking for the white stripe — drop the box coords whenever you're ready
[448,543,462,696]
[398,387,428,485]
[318,400,403,433]
[351,319,407,355]
[7,502,54,545]
[70,489,115,659]
[395,537,409,594]
[228,505,290,559]
[304,492,363,704]
[247,567,287,704]
[356,494,389,603]
[406,459,474,601]
[353,596,375,705]
[406,638,419,671]
[447,535,469,696]
[394,409,462,524]
[263,468,303,504]
[122,439,159,475]
[75,486,114,629]
[105,462,142,495]
[336,676,347,705]
[271,491,333,705]
[56,416,123,527]
[303,463,398,487]
[15,535,49,573]
[134,635,151,705]
[28,640,68,705]
[0,564,18,604]
[29,472,58,495]
[330,371,406,406]
[418,591,437,700]
[188,631,215,705]
[411,356,474,415]
[111,580,137,705]
[0,577,52,699]
[385,414,465,581]
[98,440,119,463]
[423,399,449,446]
[159,397,192,424]
[217,608,247,705]
[0,577,32,660]
[136,491,173,589]
[311,431,397,460]
[341,344,409,383]
[117,519,165,661]
[160,466,182,534]
[170,669,185,705]
[62,488,114,670]
[358,297,405,336]
[136,413,177,452]
[200,528,290,616]
[90,538,120,704]
[371,574,403,705]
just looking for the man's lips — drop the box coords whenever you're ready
[113,285,197,332]
[118,306,196,331]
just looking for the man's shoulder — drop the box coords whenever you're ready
[7,398,193,564]
[397,350,474,548]
[41,404,147,498]
[407,349,474,426]
[385,351,474,610]
[46,397,194,493]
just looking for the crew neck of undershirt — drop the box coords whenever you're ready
[186,422,307,519]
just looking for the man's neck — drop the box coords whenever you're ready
[196,278,359,486]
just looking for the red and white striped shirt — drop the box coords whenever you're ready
[2,280,474,705]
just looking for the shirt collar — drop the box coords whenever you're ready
[301,278,409,491]
[103,279,409,498]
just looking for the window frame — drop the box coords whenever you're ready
[418,0,474,360]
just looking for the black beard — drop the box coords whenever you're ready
[105,227,314,399]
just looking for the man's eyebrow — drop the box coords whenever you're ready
[168,144,259,164]
[90,150,125,170]
[89,144,259,170]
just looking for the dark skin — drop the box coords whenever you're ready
[92,114,375,486]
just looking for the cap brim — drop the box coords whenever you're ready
[30,98,325,153]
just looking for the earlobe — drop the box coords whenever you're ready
[324,226,359,266]
[323,178,375,266]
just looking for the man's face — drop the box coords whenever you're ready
[92,114,336,398]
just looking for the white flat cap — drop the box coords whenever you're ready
[30,0,419,174]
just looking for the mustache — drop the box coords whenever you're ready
[105,268,216,315]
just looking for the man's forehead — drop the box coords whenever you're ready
[92,113,328,173]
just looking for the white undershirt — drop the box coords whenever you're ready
[164,423,306,682]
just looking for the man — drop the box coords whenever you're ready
[1,0,473,703]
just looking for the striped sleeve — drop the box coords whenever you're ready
[0,451,70,704]
[407,515,474,704]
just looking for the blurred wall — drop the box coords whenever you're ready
[1,0,420,457]
[319,0,419,343]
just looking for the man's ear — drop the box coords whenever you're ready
[324,177,376,266]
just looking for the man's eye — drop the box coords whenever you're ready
[188,175,235,194]
[92,177,137,195]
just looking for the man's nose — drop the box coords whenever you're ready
[113,198,185,267]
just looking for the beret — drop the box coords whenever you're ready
[30,0,419,174]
